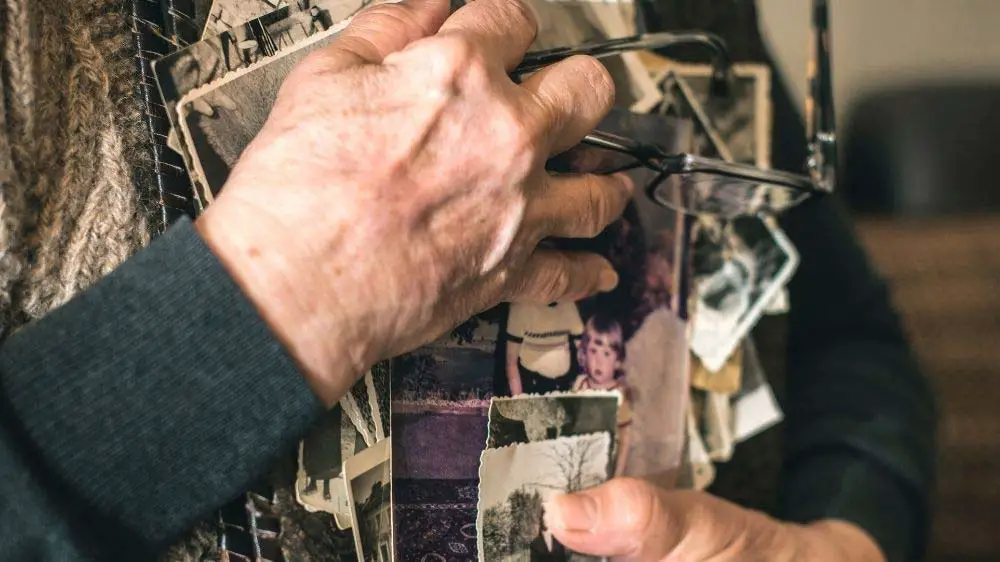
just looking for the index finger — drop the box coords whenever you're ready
[437,0,538,71]
[305,0,452,74]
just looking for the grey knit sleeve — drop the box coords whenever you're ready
[0,217,324,560]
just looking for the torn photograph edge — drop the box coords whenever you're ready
[476,432,612,562]
[173,19,351,204]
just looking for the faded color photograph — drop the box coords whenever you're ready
[498,109,694,485]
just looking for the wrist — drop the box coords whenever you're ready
[194,200,369,406]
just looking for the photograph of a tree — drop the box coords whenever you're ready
[528,436,609,494]
[479,433,610,561]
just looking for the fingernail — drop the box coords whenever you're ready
[545,493,599,532]
[599,268,619,292]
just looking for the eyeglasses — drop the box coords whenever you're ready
[547,129,817,219]
[514,31,734,97]
[515,3,837,219]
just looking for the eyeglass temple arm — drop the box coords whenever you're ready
[513,32,734,93]
[806,0,837,192]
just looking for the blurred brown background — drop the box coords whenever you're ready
[760,2,1000,559]
[856,219,1000,561]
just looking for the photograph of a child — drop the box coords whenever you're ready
[497,109,695,483]
[571,314,632,476]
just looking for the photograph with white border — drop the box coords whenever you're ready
[478,433,610,562]
[690,216,799,372]
[346,437,393,562]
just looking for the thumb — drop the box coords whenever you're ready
[543,478,694,560]
[303,0,451,74]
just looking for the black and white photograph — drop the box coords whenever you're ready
[349,371,381,444]
[156,0,386,201]
[346,437,393,562]
[486,393,619,449]
[731,337,783,443]
[173,27,341,199]
[478,433,611,562]
[370,361,390,440]
[654,62,772,169]
[203,0,288,37]
[499,108,693,485]
[689,215,799,373]
[295,404,356,528]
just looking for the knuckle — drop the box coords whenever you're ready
[578,178,611,237]
[496,0,539,39]
[431,34,486,79]
[541,256,572,297]
[570,55,615,108]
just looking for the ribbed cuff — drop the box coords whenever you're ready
[1,217,324,554]
[781,451,924,562]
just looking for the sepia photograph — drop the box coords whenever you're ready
[174,28,339,199]
[690,216,799,373]
[159,0,389,202]
[478,433,611,562]
[486,393,619,449]
[653,62,772,169]
[294,404,355,528]
[369,361,390,440]
[346,437,393,562]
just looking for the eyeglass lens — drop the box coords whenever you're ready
[649,172,811,219]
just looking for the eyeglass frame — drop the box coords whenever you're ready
[511,5,837,218]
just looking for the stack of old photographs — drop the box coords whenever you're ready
[640,54,791,489]
[153,0,388,208]
[295,366,393,562]
[149,0,793,559]
[151,2,397,560]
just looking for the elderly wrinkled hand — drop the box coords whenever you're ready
[194,0,632,404]
[544,478,887,562]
